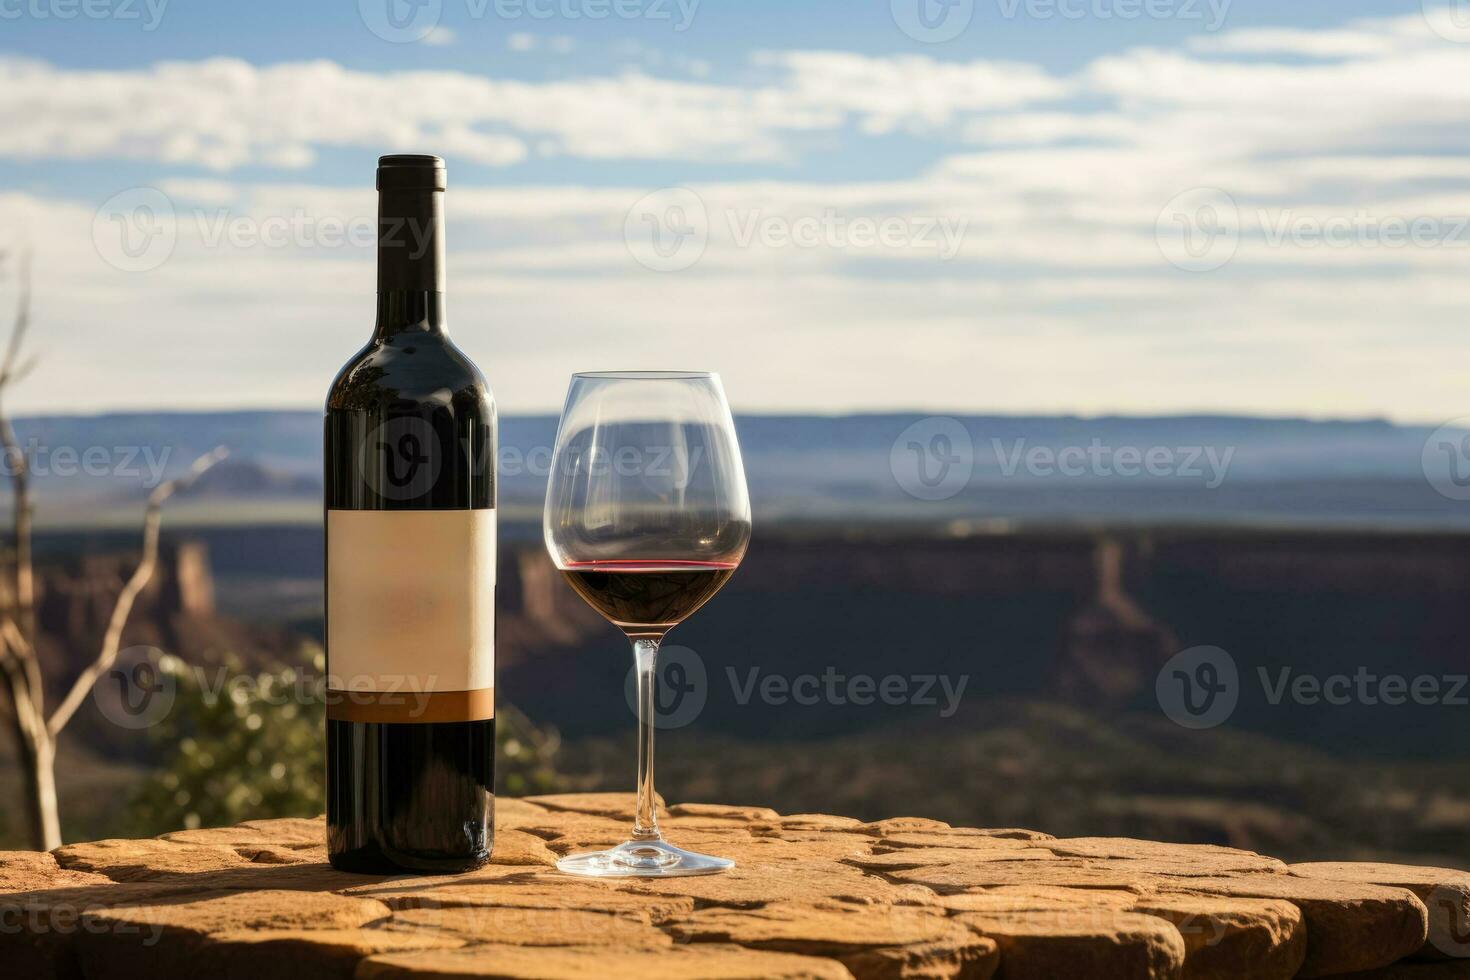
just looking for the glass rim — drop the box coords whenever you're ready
[572,370,717,381]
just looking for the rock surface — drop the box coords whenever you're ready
[0,793,1457,979]
[1289,862,1470,962]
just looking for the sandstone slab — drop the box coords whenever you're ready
[521,793,667,820]
[872,833,1033,853]
[858,817,954,836]
[51,838,253,881]
[1290,862,1470,961]
[670,899,998,979]
[750,829,881,861]
[71,888,392,979]
[1159,874,1428,977]
[238,815,328,843]
[0,850,112,892]
[935,887,1139,913]
[781,814,865,831]
[888,858,1164,894]
[669,802,782,823]
[387,904,674,948]
[0,795,1459,979]
[1129,894,1305,980]
[873,829,1054,847]
[616,861,937,908]
[849,848,1055,872]
[358,942,856,979]
[482,829,557,868]
[952,908,1187,979]
[491,798,549,827]
[1037,837,1286,875]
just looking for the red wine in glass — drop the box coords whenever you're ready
[559,560,738,635]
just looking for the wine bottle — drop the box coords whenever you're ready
[325,154,496,874]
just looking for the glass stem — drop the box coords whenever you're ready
[631,636,662,841]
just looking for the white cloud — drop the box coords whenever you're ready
[0,52,1066,171]
[0,57,526,169]
[506,32,577,54]
[7,19,1465,178]
[6,170,1470,420]
[422,26,457,47]
[757,50,1070,135]
[1188,14,1448,58]
[610,40,711,77]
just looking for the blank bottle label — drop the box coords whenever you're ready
[326,508,495,722]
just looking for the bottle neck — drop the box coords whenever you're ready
[375,185,445,337]
[374,291,445,338]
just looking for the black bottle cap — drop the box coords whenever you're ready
[377,155,446,192]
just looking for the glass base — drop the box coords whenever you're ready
[555,838,734,878]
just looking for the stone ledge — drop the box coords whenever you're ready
[0,793,1465,979]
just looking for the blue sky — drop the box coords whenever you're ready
[7,1,1427,69]
[1,1,1468,418]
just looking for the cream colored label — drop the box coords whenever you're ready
[327,509,495,694]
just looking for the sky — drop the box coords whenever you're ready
[0,0,1468,419]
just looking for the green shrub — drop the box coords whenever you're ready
[127,648,564,834]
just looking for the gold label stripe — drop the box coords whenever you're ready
[325,688,495,724]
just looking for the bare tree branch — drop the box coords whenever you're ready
[0,251,37,699]
[3,356,39,388]
[0,250,212,849]
[0,250,31,386]
[0,615,42,716]
[10,616,42,719]
[0,620,56,850]
[1,616,34,661]
[0,251,61,849]
[0,247,53,848]
[0,629,41,741]
[45,445,229,738]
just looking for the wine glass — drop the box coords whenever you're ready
[544,371,751,877]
